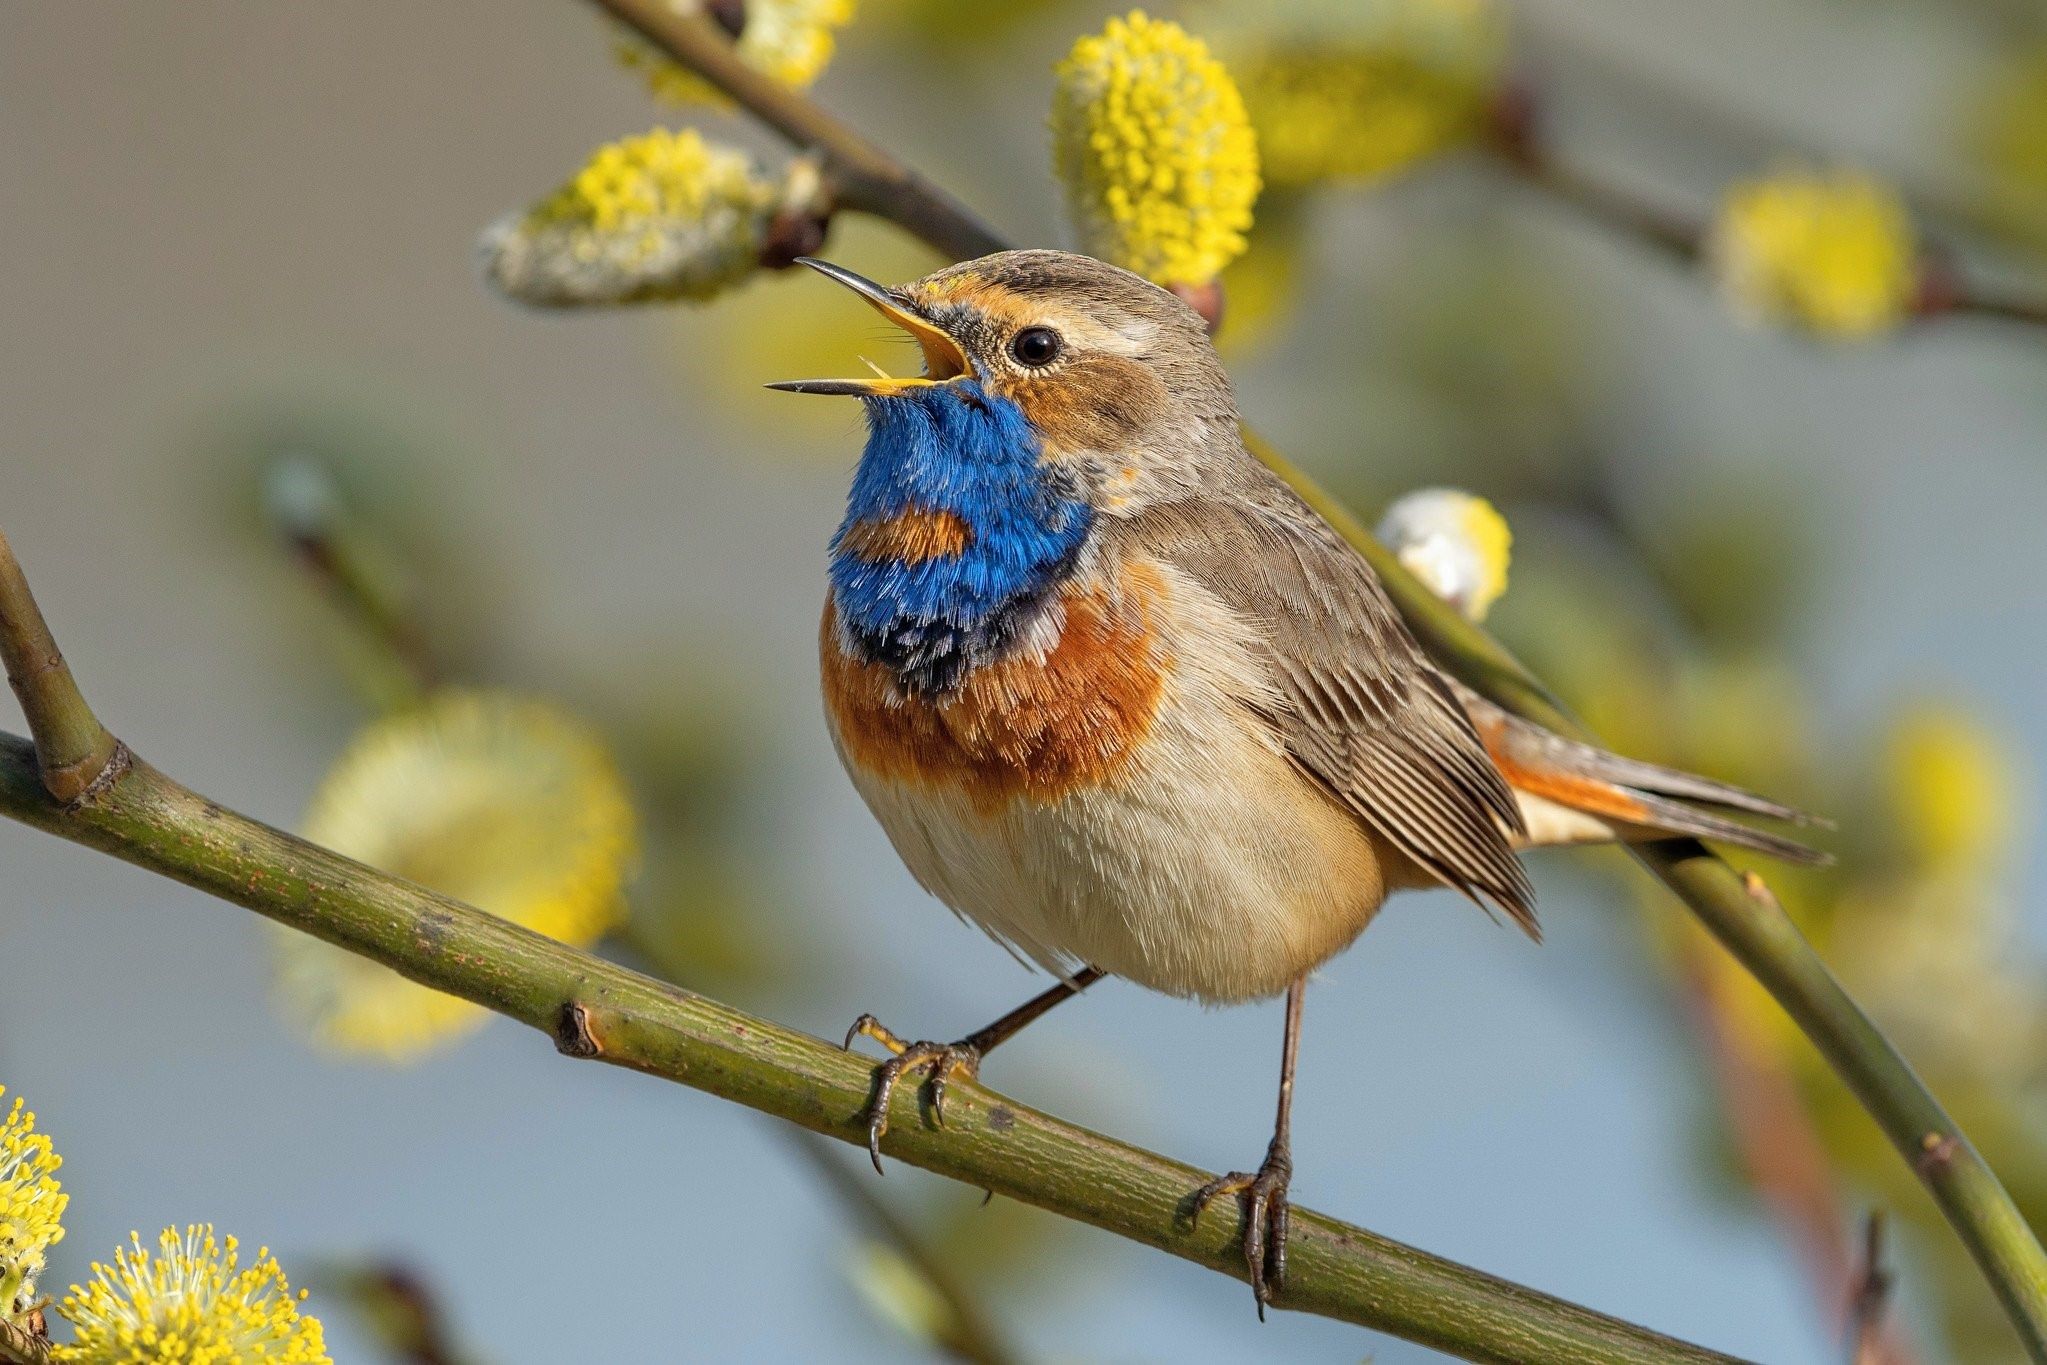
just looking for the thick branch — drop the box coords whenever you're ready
[561,8,2047,1348]
[0,735,1731,1365]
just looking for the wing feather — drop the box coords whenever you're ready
[1121,490,1538,936]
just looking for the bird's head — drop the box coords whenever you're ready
[770,249,1239,512]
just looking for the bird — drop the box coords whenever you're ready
[770,249,1824,1312]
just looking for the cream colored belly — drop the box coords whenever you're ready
[830,700,1388,1005]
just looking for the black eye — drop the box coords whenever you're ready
[1009,326,1062,367]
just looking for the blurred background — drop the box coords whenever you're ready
[5,0,2047,1360]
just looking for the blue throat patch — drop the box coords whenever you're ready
[830,380,1093,695]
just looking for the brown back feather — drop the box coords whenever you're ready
[1123,481,1539,937]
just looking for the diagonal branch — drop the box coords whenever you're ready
[573,4,2047,1354]
[0,706,1731,1357]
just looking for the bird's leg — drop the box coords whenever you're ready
[845,966,1106,1173]
[1191,975,1305,1317]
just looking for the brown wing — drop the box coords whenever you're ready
[1124,491,1538,937]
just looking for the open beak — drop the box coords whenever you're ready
[766,258,973,397]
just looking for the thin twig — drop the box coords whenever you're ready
[0,533,119,803]
[562,4,2047,1347]
[1676,951,1913,1365]
[1847,1213,1898,1365]
[589,0,1007,260]
[779,1130,1020,1365]
[1498,132,2047,333]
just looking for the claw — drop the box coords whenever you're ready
[843,1017,982,1174]
[1190,1143,1293,1317]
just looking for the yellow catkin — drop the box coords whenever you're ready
[1377,487,1512,622]
[482,127,777,307]
[616,0,857,105]
[0,1090,66,1319]
[55,1226,327,1365]
[1051,12,1261,286]
[271,690,638,1061]
[1709,166,1920,340]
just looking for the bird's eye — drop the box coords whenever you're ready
[1009,326,1062,367]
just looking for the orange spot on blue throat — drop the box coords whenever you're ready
[830,380,1093,694]
[838,508,973,564]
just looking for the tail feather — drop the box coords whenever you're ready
[1612,788,1833,866]
[1455,682,1833,866]
[1532,743,1830,829]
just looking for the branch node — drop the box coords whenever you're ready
[58,738,131,809]
[554,1001,604,1058]
[1917,1131,1959,1175]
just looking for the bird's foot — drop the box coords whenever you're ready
[842,1014,983,1174]
[1190,1139,1293,1317]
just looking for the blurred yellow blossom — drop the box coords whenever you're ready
[0,1089,65,1320]
[481,127,779,307]
[55,1226,326,1365]
[1228,0,1503,188]
[1051,12,1260,286]
[1964,43,2047,253]
[1377,486,1511,621]
[1707,166,1920,340]
[1880,701,2019,872]
[616,0,856,105]
[273,691,636,1062]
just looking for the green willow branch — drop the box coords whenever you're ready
[1272,449,2047,1356]
[0,534,1729,1361]
[590,0,1005,260]
[0,736,1735,1358]
[0,740,1737,1362]
[577,5,2047,1354]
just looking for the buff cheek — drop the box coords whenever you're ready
[1010,358,1168,456]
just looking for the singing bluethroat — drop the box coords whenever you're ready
[772,250,1822,1312]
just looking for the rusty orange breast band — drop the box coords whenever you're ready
[822,562,1172,811]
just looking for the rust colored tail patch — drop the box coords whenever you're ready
[1476,713,1652,825]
